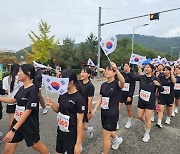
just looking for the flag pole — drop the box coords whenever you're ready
[45,88,49,98]
[106,55,111,62]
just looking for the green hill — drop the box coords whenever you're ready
[117,34,180,56]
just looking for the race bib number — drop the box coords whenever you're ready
[101,97,110,109]
[140,90,151,102]
[161,86,170,94]
[122,83,130,92]
[57,112,70,132]
[174,83,180,90]
[14,105,25,121]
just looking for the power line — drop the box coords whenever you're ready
[100,7,180,26]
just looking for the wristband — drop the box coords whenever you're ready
[11,127,17,133]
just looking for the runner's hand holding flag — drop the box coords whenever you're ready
[100,35,117,62]
[42,75,69,96]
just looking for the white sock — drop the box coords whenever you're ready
[113,135,118,141]
[87,126,93,132]
[166,116,170,120]
[145,128,150,135]
[157,119,162,124]
[128,117,132,122]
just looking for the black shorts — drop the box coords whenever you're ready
[119,94,133,105]
[6,104,16,114]
[83,112,88,123]
[174,92,180,99]
[101,114,119,131]
[56,131,76,154]
[10,130,40,147]
[137,100,155,110]
[0,110,2,120]
[158,94,174,107]
[0,102,2,120]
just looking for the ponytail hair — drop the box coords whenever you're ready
[62,69,82,94]
[9,64,20,93]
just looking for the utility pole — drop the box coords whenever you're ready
[97,7,101,78]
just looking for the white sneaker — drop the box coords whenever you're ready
[165,117,170,124]
[112,137,123,150]
[156,122,162,128]
[171,112,175,117]
[116,122,120,130]
[87,127,94,138]
[43,108,48,114]
[151,115,155,122]
[174,107,178,114]
[0,132,3,137]
[125,120,132,129]
[142,133,150,143]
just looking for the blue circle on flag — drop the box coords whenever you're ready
[106,42,113,49]
[51,82,60,90]
[134,57,139,62]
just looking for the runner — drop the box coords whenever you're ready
[0,64,49,154]
[46,69,85,154]
[79,67,95,140]
[118,62,135,129]
[135,64,163,142]
[92,62,125,154]
[3,64,23,127]
[172,66,180,117]
[156,66,176,128]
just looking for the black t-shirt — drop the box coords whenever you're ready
[135,75,164,103]
[158,74,174,95]
[174,76,180,93]
[57,91,85,140]
[121,72,136,98]
[100,80,121,116]
[79,80,95,113]
[13,85,39,135]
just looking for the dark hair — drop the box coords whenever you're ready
[106,64,115,72]
[123,62,130,67]
[82,67,91,79]
[163,66,171,71]
[154,71,160,77]
[20,64,35,80]
[9,64,20,93]
[158,64,164,67]
[62,69,82,94]
[145,63,155,71]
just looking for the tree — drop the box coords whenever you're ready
[26,20,59,64]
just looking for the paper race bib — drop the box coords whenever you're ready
[101,97,110,109]
[14,105,25,121]
[161,86,170,94]
[140,90,151,102]
[174,83,180,90]
[122,83,130,92]
[57,112,70,132]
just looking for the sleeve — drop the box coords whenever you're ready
[75,95,85,114]
[133,75,141,81]
[2,77,8,91]
[155,77,164,92]
[129,81,136,98]
[0,81,5,95]
[100,84,103,95]
[26,86,39,110]
[87,84,95,97]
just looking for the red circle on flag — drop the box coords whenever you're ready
[106,42,113,49]
[51,82,60,90]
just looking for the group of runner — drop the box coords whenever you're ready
[0,60,179,154]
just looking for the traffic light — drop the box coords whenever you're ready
[150,13,159,20]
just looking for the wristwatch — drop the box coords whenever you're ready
[11,127,17,133]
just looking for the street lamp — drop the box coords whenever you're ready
[171,47,178,61]
[132,24,149,53]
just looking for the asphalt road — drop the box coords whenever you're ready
[0,78,180,154]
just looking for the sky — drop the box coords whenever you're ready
[0,0,180,51]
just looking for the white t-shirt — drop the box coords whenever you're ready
[3,75,23,105]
